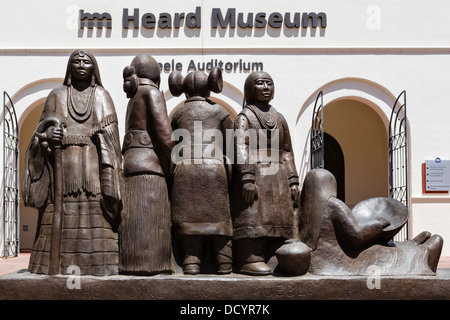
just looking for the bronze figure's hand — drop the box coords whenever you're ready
[45,126,63,147]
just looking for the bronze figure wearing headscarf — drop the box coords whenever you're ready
[231,71,300,276]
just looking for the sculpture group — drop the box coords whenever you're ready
[22,50,443,278]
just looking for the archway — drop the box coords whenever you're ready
[296,78,408,177]
[295,77,409,215]
[324,99,389,209]
[10,78,63,252]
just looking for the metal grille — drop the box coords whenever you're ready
[310,91,324,169]
[389,90,408,241]
[2,91,19,257]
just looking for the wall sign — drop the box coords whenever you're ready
[158,58,264,73]
[423,158,450,192]
[79,7,327,32]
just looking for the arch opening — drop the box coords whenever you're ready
[324,99,389,209]
[295,78,409,197]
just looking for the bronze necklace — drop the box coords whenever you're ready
[67,85,96,123]
[247,104,277,129]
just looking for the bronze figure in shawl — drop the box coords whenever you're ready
[231,71,300,276]
[23,50,122,276]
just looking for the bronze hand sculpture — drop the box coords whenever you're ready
[293,168,444,276]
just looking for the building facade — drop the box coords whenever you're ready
[1,0,450,257]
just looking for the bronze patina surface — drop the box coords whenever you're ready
[1,269,449,300]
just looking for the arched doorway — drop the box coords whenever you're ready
[297,78,406,211]
[324,99,389,209]
[4,78,63,251]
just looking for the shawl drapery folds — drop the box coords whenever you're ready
[22,84,122,276]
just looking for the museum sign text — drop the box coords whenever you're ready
[79,7,327,31]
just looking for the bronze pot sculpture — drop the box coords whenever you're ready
[276,239,312,276]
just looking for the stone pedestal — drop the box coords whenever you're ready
[1,269,449,300]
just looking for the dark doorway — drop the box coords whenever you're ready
[324,132,345,202]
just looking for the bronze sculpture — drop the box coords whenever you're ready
[18,47,446,290]
[169,67,234,275]
[231,71,300,276]
[119,54,175,275]
[291,168,444,276]
[22,50,122,276]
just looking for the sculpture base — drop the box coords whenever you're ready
[1,269,450,300]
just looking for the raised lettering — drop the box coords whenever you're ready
[158,13,172,29]
[187,59,196,71]
[302,12,327,28]
[285,12,300,28]
[142,13,156,29]
[186,7,201,28]
[255,12,267,28]
[238,12,253,28]
[123,8,139,29]
[211,8,236,28]
[268,12,283,28]
[79,10,112,29]
[174,12,185,28]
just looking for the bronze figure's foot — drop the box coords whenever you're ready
[239,262,271,276]
[183,263,201,275]
[216,263,232,275]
